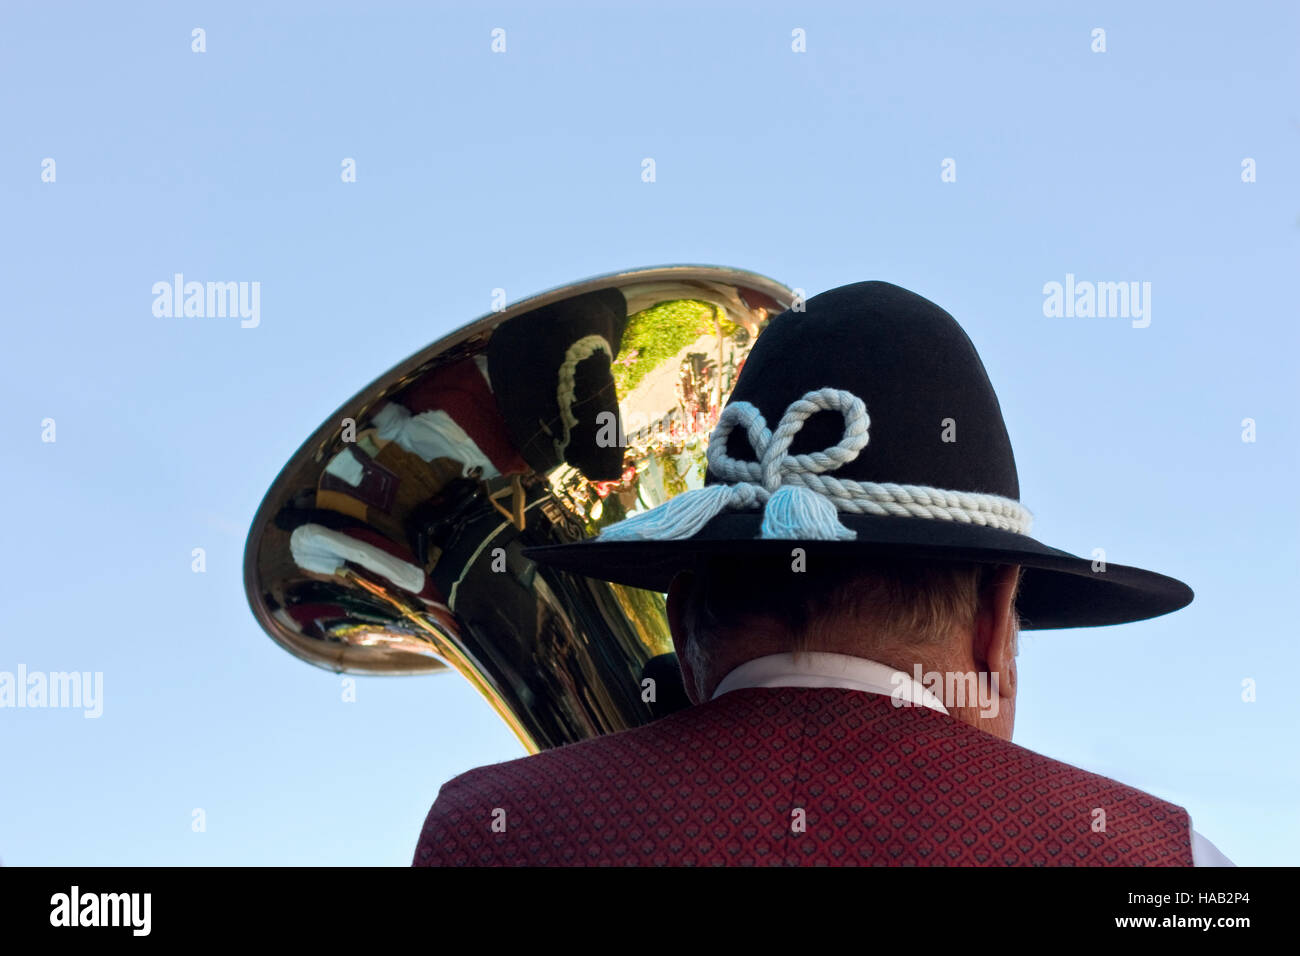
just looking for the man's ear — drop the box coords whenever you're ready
[665,571,701,704]
[972,564,1020,701]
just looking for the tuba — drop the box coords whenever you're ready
[243,266,794,753]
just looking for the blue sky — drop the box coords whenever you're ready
[1,1,1296,865]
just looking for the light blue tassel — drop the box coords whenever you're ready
[599,484,742,541]
[760,484,856,540]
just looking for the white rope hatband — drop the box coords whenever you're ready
[554,334,613,460]
[598,387,1033,542]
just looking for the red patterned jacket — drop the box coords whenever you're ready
[412,686,1192,866]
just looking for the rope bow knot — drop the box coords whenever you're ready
[597,387,1033,544]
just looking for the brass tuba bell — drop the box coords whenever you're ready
[243,265,794,753]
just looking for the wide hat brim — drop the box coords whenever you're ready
[523,511,1193,630]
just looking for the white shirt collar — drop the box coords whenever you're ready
[710,651,950,716]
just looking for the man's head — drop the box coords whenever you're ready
[527,280,1194,651]
[665,556,1023,739]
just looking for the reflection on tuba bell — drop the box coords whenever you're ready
[242,265,794,753]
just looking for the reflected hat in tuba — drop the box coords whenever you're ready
[524,280,1194,629]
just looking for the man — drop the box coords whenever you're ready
[413,280,1229,866]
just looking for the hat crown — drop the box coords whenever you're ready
[715,281,1019,501]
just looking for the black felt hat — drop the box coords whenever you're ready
[524,281,1192,629]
